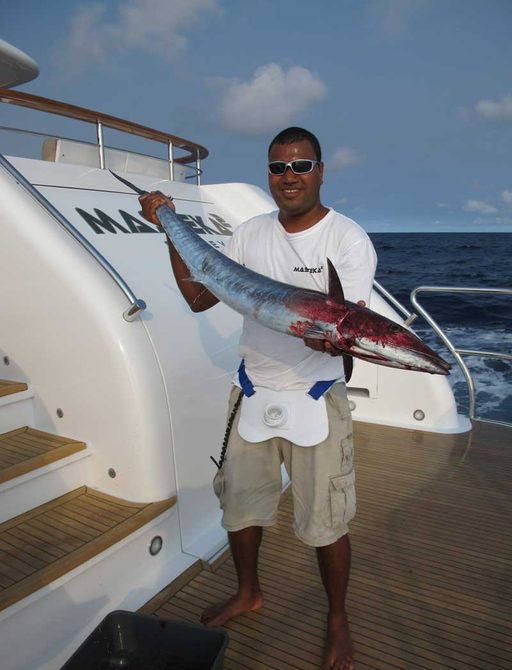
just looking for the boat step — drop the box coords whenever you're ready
[0,380,28,398]
[0,486,176,613]
[0,379,34,434]
[0,427,86,485]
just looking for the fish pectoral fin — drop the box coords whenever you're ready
[303,327,326,339]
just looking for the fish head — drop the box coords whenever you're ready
[334,306,451,375]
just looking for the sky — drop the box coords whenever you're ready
[1,0,512,232]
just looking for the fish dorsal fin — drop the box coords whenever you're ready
[327,258,345,305]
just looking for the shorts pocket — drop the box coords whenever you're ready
[213,469,226,509]
[328,470,356,527]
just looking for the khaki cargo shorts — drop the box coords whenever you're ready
[213,383,355,547]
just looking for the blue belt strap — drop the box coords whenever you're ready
[307,378,338,400]
[238,359,256,397]
[308,379,338,400]
[238,360,336,400]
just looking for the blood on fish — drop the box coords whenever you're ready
[289,321,317,337]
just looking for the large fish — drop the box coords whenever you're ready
[111,172,450,375]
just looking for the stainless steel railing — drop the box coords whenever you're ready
[0,88,208,185]
[0,153,146,321]
[410,286,512,423]
[0,126,203,182]
[373,279,417,325]
[373,280,511,425]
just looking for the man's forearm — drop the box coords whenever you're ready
[166,240,219,312]
[138,190,219,313]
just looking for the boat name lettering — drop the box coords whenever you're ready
[75,207,233,237]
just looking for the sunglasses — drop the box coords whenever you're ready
[268,159,320,176]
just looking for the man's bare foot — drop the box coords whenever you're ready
[322,611,354,670]
[200,592,264,627]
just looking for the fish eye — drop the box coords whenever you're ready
[389,324,400,333]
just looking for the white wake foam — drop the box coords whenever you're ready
[415,326,512,423]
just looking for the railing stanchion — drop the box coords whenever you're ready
[96,120,105,169]
[168,140,174,181]
[196,149,201,186]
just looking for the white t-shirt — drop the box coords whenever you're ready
[227,208,377,390]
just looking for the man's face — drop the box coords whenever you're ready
[268,139,324,219]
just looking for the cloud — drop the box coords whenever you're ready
[473,93,512,122]
[502,190,512,206]
[463,199,498,215]
[437,202,456,214]
[57,0,219,72]
[326,147,360,171]
[215,64,326,135]
[368,0,429,38]
[470,216,512,227]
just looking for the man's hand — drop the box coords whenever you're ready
[139,191,175,226]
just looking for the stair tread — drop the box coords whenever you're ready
[0,427,86,484]
[0,380,28,397]
[0,487,176,612]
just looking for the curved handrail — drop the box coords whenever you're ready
[0,125,203,181]
[410,286,512,423]
[0,88,208,162]
[0,153,146,322]
[0,88,207,183]
[373,279,417,324]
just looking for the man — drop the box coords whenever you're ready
[140,127,377,670]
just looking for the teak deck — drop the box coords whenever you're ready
[144,420,512,670]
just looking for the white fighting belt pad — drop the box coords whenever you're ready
[237,386,329,447]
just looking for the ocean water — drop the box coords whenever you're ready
[369,233,512,424]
